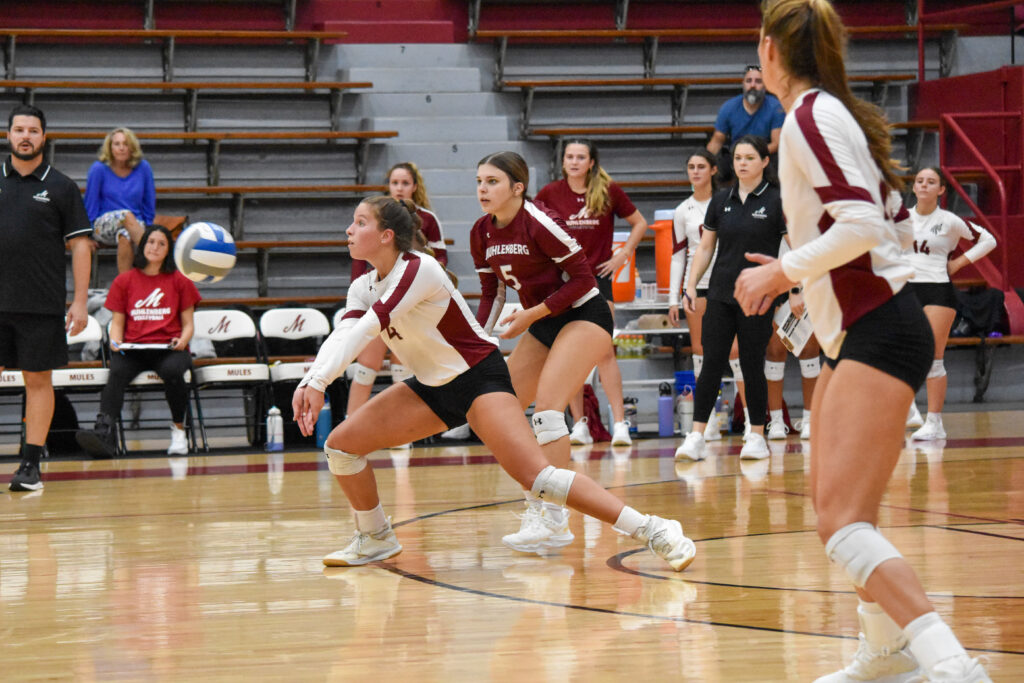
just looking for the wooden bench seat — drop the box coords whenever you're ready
[0,28,349,81]
[1,80,372,132]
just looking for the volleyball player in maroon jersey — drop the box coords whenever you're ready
[536,139,648,447]
[471,151,616,554]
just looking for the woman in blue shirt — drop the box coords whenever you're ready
[84,127,156,273]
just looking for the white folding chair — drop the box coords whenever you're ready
[53,315,110,390]
[259,307,331,383]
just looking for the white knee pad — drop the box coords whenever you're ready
[530,465,577,507]
[532,409,569,445]
[324,446,367,476]
[764,360,786,382]
[825,522,903,588]
[346,362,377,386]
[800,357,821,379]
[390,363,413,383]
[927,359,946,379]
[729,358,744,382]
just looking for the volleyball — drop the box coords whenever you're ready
[174,221,237,283]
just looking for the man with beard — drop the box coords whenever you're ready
[1,104,92,491]
[707,65,785,182]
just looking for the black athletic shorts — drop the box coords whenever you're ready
[825,287,933,391]
[405,349,515,429]
[696,288,709,299]
[907,281,958,310]
[596,275,614,302]
[0,312,68,372]
[527,294,614,348]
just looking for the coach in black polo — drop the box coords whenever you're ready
[1,104,93,492]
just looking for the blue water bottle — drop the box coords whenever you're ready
[658,382,674,437]
[315,394,332,448]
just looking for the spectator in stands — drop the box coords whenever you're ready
[536,138,648,447]
[706,65,785,182]
[676,135,787,462]
[75,226,200,459]
[904,166,997,440]
[2,104,93,491]
[84,126,156,274]
[344,162,446,447]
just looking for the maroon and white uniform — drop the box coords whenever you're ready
[778,88,915,359]
[351,206,447,280]
[534,179,637,272]
[906,207,996,283]
[471,200,598,333]
[669,195,716,305]
[301,252,496,391]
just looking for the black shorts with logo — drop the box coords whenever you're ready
[405,349,516,429]
[0,312,68,372]
[527,295,614,348]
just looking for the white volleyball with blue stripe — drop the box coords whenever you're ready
[174,222,237,283]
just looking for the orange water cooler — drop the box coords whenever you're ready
[651,209,674,295]
[611,230,635,302]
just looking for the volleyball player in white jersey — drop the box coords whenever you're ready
[292,196,695,571]
[472,151,623,554]
[904,167,997,440]
[735,3,991,682]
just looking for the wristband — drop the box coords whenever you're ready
[790,287,802,295]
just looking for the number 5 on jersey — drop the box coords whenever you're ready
[500,264,522,290]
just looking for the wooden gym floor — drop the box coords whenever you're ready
[1,410,1022,682]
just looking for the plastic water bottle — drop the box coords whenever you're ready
[676,388,694,435]
[266,406,284,452]
[315,394,332,448]
[658,382,674,437]
[623,397,638,435]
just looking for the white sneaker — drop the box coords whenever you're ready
[611,420,632,447]
[323,521,402,566]
[502,501,574,553]
[675,431,706,461]
[767,419,789,440]
[906,403,924,428]
[569,417,593,446]
[740,432,770,459]
[911,417,946,441]
[392,441,412,449]
[440,423,471,440]
[167,424,188,455]
[799,419,811,440]
[923,655,992,682]
[813,634,919,683]
[703,411,722,441]
[634,515,696,572]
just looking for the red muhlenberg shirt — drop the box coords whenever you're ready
[534,179,637,272]
[104,269,201,343]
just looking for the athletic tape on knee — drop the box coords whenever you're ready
[324,445,367,476]
[729,358,744,382]
[346,362,377,386]
[532,409,569,445]
[825,522,903,588]
[390,363,413,383]
[927,359,946,379]
[764,360,786,381]
[799,357,821,379]
[530,465,576,507]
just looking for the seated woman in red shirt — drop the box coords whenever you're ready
[76,225,201,458]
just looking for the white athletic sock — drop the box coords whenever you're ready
[353,503,388,533]
[769,409,783,424]
[613,506,646,536]
[693,354,703,378]
[926,412,943,425]
[905,612,967,672]
[858,599,906,650]
[802,409,811,424]
[743,407,750,424]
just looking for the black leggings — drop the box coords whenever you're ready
[694,299,774,426]
[100,349,193,423]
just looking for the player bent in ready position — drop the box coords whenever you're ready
[292,195,696,571]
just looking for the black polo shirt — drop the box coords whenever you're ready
[704,179,786,303]
[0,157,91,315]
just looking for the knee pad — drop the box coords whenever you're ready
[927,359,946,379]
[825,522,903,588]
[346,362,377,386]
[729,357,743,382]
[530,465,576,507]
[799,357,821,379]
[764,360,786,382]
[532,409,569,445]
[324,445,367,476]
[692,354,703,378]
[390,363,413,383]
